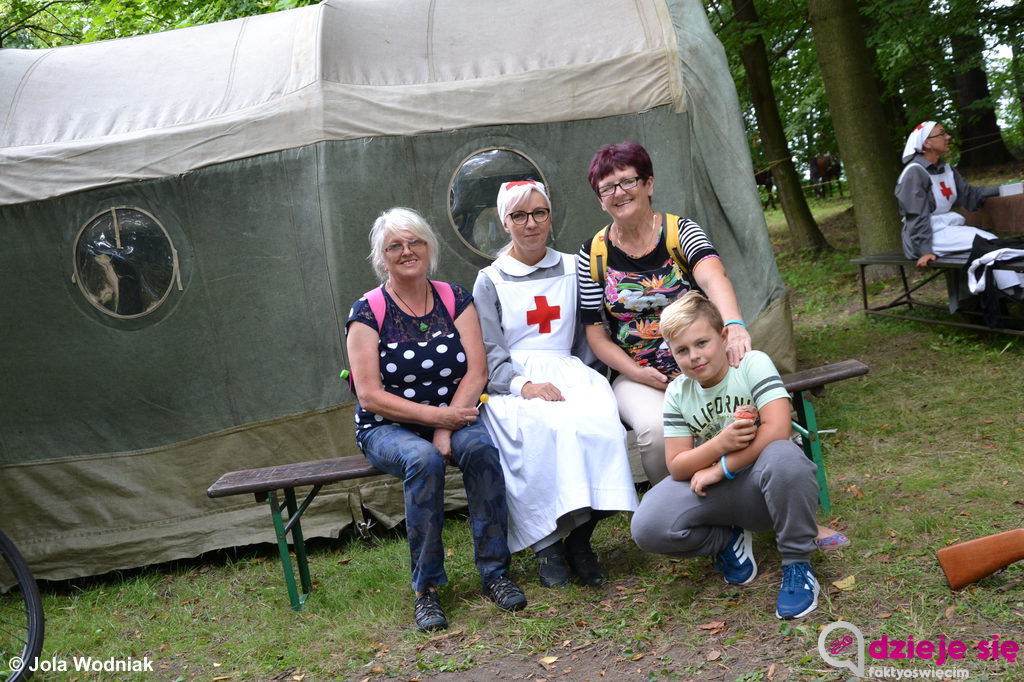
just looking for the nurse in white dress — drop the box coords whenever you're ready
[473,181,638,588]
[896,121,1024,303]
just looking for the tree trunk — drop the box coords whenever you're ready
[808,0,901,259]
[1013,45,1024,124]
[950,30,1015,167]
[731,0,829,253]
[858,7,908,152]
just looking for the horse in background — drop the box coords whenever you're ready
[809,153,843,198]
[754,167,775,210]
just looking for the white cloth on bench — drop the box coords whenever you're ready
[967,248,1024,296]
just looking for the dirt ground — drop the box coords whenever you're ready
[396,629,810,681]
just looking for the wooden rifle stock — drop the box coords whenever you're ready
[936,528,1024,590]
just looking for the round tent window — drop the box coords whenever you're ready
[73,207,179,319]
[448,148,551,259]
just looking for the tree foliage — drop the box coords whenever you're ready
[726,0,829,253]
[808,0,902,257]
[707,0,1023,174]
[707,0,834,175]
[1,0,319,48]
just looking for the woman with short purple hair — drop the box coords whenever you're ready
[576,141,750,485]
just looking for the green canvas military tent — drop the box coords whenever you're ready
[0,0,794,580]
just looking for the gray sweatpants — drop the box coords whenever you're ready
[630,440,818,565]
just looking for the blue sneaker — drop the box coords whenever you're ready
[776,562,819,620]
[712,527,757,585]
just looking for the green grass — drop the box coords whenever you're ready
[29,194,1024,681]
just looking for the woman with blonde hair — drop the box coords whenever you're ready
[474,181,637,588]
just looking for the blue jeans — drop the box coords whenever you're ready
[358,421,512,592]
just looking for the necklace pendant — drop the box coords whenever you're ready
[419,322,429,332]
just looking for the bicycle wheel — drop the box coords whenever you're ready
[0,530,44,682]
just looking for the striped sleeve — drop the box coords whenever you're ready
[743,351,789,407]
[576,240,605,325]
[750,374,786,404]
[676,217,719,268]
[663,411,691,435]
[663,379,693,438]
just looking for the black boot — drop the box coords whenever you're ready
[534,541,570,588]
[564,516,608,586]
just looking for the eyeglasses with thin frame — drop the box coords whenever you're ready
[507,208,551,226]
[597,176,643,197]
[384,238,426,254]
[927,130,951,139]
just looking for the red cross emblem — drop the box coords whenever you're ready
[526,296,560,334]
[939,181,953,200]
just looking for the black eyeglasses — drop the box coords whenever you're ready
[507,208,551,226]
[927,130,951,139]
[597,176,642,197]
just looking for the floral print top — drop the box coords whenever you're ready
[577,215,718,378]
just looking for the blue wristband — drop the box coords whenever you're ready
[720,455,735,479]
[724,320,746,328]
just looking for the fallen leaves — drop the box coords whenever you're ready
[831,575,856,591]
[699,621,727,635]
[415,629,464,653]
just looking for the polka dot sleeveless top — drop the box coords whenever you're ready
[346,282,473,442]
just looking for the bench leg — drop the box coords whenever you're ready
[284,487,314,602]
[790,390,831,514]
[268,489,312,611]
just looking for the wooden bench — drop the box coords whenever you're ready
[208,359,868,610]
[852,250,1024,337]
[207,456,383,610]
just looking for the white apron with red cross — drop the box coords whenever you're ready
[479,250,637,553]
[928,164,991,255]
[926,166,1024,293]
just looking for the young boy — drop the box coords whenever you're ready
[630,291,820,619]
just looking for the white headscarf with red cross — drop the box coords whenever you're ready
[902,121,937,163]
[496,180,550,222]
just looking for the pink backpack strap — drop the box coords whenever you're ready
[363,285,387,333]
[430,280,457,321]
[364,281,456,333]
